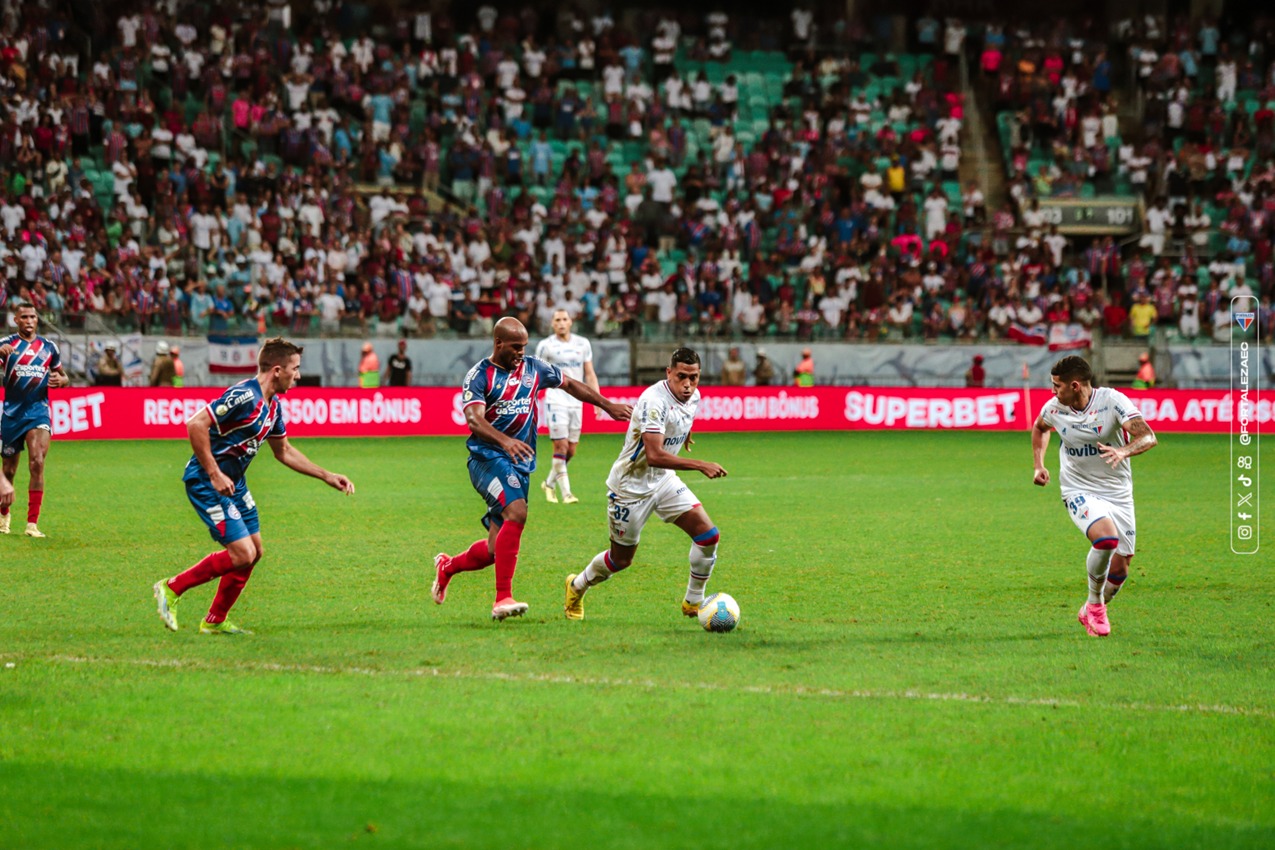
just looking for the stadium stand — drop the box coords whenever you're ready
[0,3,1271,350]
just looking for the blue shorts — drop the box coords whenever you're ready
[186,476,260,545]
[1,413,50,458]
[467,454,529,530]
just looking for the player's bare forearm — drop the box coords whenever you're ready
[1031,418,1052,485]
[464,404,533,461]
[270,437,354,493]
[463,404,505,446]
[560,376,630,420]
[1101,418,1157,467]
[1121,417,1158,458]
[187,412,222,478]
[642,434,727,478]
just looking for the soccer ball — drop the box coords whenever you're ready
[697,593,740,632]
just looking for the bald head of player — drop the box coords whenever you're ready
[492,317,529,370]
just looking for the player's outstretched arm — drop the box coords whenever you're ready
[641,432,727,479]
[1031,416,1052,487]
[268,436,355,493]
[559,375,632,421]
[1100,416,1157,468]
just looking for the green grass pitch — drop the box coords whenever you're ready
[0,431,1270,849]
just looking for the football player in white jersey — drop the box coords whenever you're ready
[535,310,598,504]
[563,348,729,621]
[1032,356,1158,637]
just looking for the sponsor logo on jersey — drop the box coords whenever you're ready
[13,364,47,379]
[1065,444,1101,458]
[663,435,685,448]
[495,396,534,416]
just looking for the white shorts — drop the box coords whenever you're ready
[1062,492,1136,556]
[546,403,583,442]
[607,474,700,545]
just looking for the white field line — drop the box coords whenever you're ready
[3,653,1271,719]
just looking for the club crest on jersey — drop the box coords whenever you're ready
[522,373,534,387]
[227,505,242,521]
[1235,312,1255,332]
[506,473,519,488]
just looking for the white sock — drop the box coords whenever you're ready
[572,551,613,593]
[1086,546,1113,605]
[1103,575,1126,604]
[554,458,571,497]
[545,456,564,487]
[686,542,717,604]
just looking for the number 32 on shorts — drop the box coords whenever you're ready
[608,499,632,538]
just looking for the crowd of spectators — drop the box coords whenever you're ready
[0,2,1271,349]
[983,11,1275,341]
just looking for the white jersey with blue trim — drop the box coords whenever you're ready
[535,333,592,408]
[1038,386,1143,501]
[606,380,699,497]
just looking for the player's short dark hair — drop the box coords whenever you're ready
[14,303,37,315]
[670,347,700,368]
[1051,355,1093,384]
[259,337,304,370]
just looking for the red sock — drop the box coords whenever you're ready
[169,550,236,595]
[447,539,494,573]
[206,566,253,624]
[0,504,8,516]
[27,490,42,524]
[493,520,524,601]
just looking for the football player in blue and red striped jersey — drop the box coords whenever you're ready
[0,304,70,537]
[432,317,631,620]
[153,337,355,636]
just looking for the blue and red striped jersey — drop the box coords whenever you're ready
[182,378,286,483]
[461,356,562,474]
[1,334,62,421]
